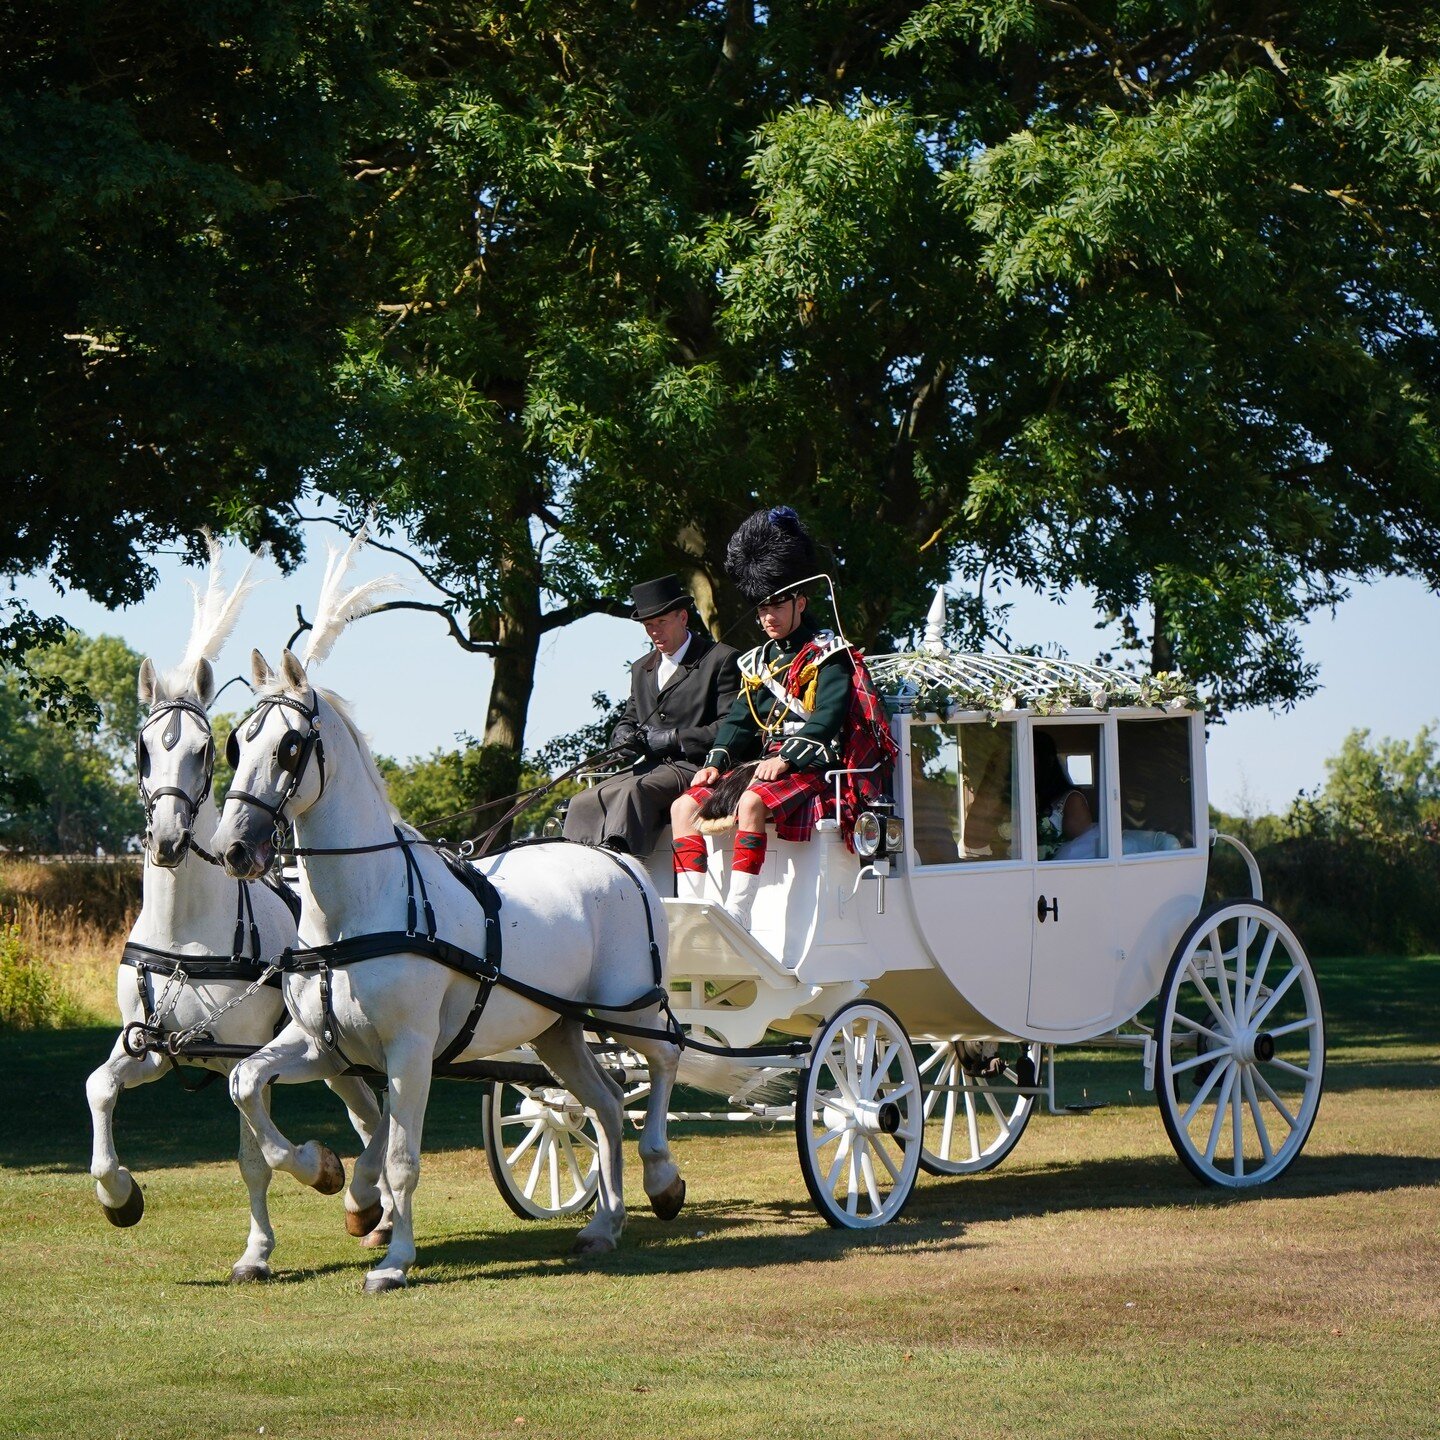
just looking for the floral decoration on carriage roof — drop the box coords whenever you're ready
[867,651,1199,721]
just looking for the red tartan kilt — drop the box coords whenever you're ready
[686,765,834,844]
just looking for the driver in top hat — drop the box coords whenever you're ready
[562,574,741,856]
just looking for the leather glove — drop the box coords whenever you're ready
[641,725,682,759]
[610,725,646,760]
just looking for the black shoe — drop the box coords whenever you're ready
[600,837,631,854]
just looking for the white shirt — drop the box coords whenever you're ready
[656,631,692,690]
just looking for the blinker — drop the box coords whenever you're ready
[276,730,304,772]
[225,728,240,768]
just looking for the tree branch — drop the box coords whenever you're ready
[368,600,499,653]
[539,596,631,633]
[291,509,468,603]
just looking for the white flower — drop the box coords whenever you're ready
[1165,695,1187,712]
[1001,693,1018,711]
[1091,688,1109,709]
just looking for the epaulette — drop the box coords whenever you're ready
[808,630,851,666]
[737,644,768,682]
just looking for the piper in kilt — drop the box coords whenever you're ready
[672,507,875,931]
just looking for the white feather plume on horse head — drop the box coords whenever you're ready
[168,530,263,695]
[300,524,406,671]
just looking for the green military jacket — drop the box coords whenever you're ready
[703,617,852,774]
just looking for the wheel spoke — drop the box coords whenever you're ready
[938,1074,957,1159]
[1243,929,1279,1023]
[1249,963,1302,1029]
[1204,1065,1237,1164]
[1267,1056,1316,1083]
[858,1142,883,1214]
[547,1131,561,1209]
[1231,1068,1245,1179]
[1242,1069,1274,1164]
[964,1086,981,1160]
[523,1132,551,1199]
[1172,1013,1225,1044]
[1207,927,1237,1027]
[1180,1049,1227,1127]
[1172,1047,1228,1075]
[824,1129,854,1193]
[1252,1069,1299,1131]
[845,1144,860,1215]
[872,1040,899,1094]
[827,1041,860,1106]
[504,1119,545,1168]
[1184,960,1232,1034]
[558,1131,586,1193]
[870,1135,903,1184]
[1267,1016,1318,1039]
[980,1083,1008,1126]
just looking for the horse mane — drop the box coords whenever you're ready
[169,531,261,694]
[301,524,404,670]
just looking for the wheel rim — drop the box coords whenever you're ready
[797,1003,922,1229]
[1157,904,1324,1188]
[918,1041,1040,1175]
[483,1081,601,1218]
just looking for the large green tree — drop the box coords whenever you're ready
[1,0,398,678]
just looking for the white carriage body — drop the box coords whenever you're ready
[662,651,1210,1049]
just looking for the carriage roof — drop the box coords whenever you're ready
[866,649,1198,717]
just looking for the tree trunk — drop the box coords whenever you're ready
[474,552,542,849]
[1151,593,1175,675]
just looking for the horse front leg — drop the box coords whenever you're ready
[533,1020,627,1257]
[232,1089,277,1283]
[85,1035,168,1225]
[364,1032,435,1293]
[623,1019,686,1221]
[323,1073,395,1244]
[228,1026,347,1196]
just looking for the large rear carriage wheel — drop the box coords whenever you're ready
[796,1002,923,1228]
[918,1040,1042,1176]
[1156,900,1325,1188]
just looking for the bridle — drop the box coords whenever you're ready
[136,699,217,855]
[225,692,326,830]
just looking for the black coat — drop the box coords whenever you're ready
[563,631,742,854]
[611,631,742,767]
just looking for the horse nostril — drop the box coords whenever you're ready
[225,841,251,872]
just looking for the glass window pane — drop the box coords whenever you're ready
[1034,723,1107,860]
[909,722,1017,865]
[1118,718,1195,852]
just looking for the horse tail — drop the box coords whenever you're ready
[696,761,761,835]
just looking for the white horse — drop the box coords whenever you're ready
[84,555,393,1281]
[213,642,685,1292]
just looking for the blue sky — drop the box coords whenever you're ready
[11,526,1438,815]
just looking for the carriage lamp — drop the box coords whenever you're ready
[543,802,569,839]
[853,799,903,860]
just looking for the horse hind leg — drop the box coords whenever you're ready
[619,1018,685,1221]
[533,1020,627,1257]
[231,1095,276,1283]
[324,1073,394,1243]
[85,1038,168,1226]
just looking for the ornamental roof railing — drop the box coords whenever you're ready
[867,649,1197,715]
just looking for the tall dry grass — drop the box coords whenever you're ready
[0,858,139,1023]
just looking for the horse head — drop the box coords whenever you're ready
[136,655,218,866]
[215,648,324,879]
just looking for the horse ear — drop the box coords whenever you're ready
[279,648,310,695]
[251,649,274,689]
[138,658,162,707]
[192,657,215,708]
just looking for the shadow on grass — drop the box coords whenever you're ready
[160,1146,1440,1290]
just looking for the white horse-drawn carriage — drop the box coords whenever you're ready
[95,549,1325,1288]
[485,639,1326,1229]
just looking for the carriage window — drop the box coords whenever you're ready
[1119,718,1195,853]
[909,721,1018,865]
[1034,724,1107,861]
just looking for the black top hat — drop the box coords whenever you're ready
[725,506,819,605]
[630,574,693,621]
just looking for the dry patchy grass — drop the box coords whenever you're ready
[0,954,1436,1440]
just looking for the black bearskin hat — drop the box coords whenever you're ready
[724,506,819,605]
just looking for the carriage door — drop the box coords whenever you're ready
[1027,720,1119,1032]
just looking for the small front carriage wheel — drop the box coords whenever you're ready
[1156,900,1325,1188]
[917,1040,1043,1176]
[481,1079,601,1219]
[796,1001,923,1229]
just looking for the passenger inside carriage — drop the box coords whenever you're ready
[1034,727,1102,860]
[670,507,895,931]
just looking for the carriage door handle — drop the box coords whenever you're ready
[1037,894,1059,923]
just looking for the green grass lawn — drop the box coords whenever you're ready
[2,954,1437,1440]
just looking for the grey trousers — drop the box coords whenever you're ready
[561,761,694,854]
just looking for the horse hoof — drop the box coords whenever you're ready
[570,1234,617,1258]
[648,1176,686,1222]
[102,1177,145,1228]
[345,1200,384,1237]
[360,1225,392,1250]
[363,1269,407,1294]
[230,1262,271,1284]
[310,1144,346,1196]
